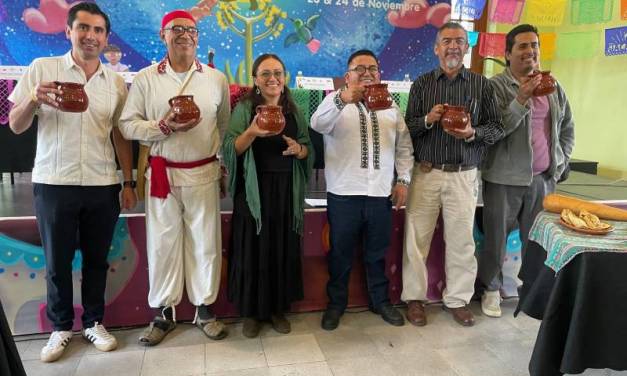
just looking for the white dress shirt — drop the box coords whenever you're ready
[311,90,413,197]
[119,59,230,186]
[8,51,128,186]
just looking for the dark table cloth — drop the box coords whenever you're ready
[517,242,627,376]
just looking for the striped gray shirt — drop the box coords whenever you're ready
[405,67,504,166]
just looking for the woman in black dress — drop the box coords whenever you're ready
[223,54,314,337]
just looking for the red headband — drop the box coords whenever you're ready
[161,10,196,29]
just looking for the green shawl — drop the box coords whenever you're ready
[222,99,314,235]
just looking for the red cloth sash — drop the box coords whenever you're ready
[149,155,217,198]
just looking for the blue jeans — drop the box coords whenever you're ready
[326,193,392,313]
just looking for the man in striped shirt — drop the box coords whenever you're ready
[401,22,504,327]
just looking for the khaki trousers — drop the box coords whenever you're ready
[401,165,479,308]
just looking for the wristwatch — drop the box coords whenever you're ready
[396,177,410,187]
[123,180,136,188]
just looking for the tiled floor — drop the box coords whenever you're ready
[13,300,626,376]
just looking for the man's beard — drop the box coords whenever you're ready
[445,57,461,69]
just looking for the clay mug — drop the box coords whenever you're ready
[440,105,470,131]
[168,95,201,123]
[53,81,88,112]
[363,83,393,111]
[255,105,286,133]
[529,70,556,97]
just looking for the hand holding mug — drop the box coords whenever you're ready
[340,85,366,104]
[426,104,445,124]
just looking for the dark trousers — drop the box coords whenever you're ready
[34,183,120,331]
[479,174,555,291]
[326,193,392,313]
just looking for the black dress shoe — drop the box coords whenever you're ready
[377,304,405,326]
[321,309,342,331]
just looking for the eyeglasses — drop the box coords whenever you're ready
[257,70,284,80]
[164,25,199,36]
[348,65,379,75]
[439,38,467,46]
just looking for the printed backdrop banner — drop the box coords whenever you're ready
[605,26,627,56]
[0,0,451,85]
[453,0,487,19]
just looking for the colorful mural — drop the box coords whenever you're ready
[0,218,139,334]
[0,0,451,84]
[0,209,523,335]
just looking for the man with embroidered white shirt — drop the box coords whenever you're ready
[311,49,414,331]
[7,2,135,363]
[119,9,230,345]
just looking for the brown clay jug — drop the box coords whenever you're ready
[169,95,201,123]
[530,71,556,97]
[54,81,88,112]
[256,105,286,133]
[363,83,393,111]
[440,105,469,131]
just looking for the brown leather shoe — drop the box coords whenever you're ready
[406,301,427,326]
[444,305,475,327]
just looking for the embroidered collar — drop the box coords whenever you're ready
[157,55,203,74]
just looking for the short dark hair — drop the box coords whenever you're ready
[245,53,299,115]
[346,49,378,68]
[505,24,539,66]
[67,2,111,34]
[435,22,467,45]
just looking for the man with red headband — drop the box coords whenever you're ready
[120,9,230,345]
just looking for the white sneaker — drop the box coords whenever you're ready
[40,330,73,363]
[82,322,118,352]
[481,290,502,318]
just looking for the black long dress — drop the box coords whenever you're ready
[227,113,304,320]
[1,299,27,376]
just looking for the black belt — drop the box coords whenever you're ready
[430,163,476,172]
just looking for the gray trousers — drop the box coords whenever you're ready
[479,174,556,291]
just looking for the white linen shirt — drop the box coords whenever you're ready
[119,59,230,187]
[8,51,128,186]
[311,90,414,197]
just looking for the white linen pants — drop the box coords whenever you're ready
[145,180,222,308]
[401,165,479,308]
